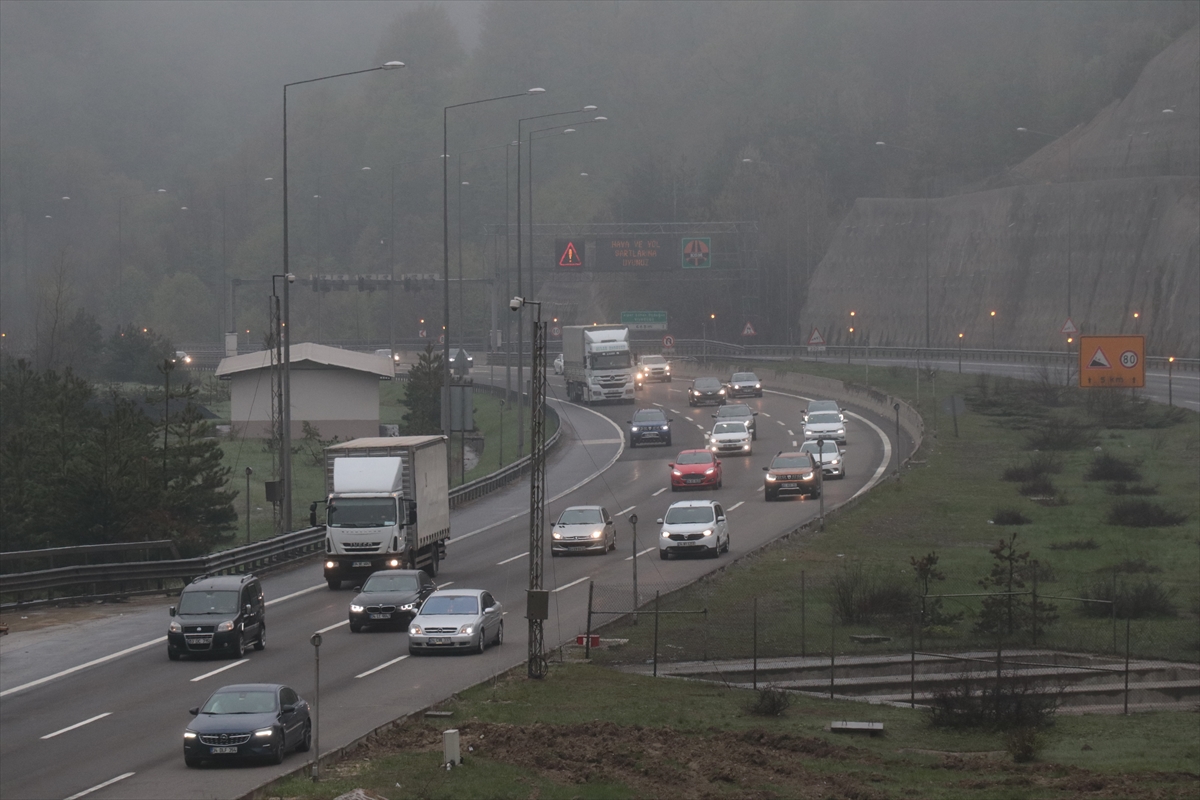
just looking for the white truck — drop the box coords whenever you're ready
[562,325,636,404]
[311,436,451,589]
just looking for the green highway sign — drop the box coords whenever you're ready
[620,311,668,330]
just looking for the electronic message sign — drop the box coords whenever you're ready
[593,236,678,271]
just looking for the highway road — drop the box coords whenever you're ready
[0,374,903,800]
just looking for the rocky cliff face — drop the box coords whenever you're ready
[802,27,1199,356]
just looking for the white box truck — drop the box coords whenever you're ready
[562,325,635,404]
[311,436,451,589]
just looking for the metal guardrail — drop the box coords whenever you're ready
[0,540,180,571]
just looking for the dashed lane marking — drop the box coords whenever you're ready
[41,712,112,740]
[190,659,248,683]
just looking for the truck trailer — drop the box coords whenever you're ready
[312,436,451,589]
[561,325,635,404]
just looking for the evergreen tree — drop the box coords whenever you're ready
[161,384,238,556]
[401,344,443,435]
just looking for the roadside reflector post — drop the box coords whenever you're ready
[443,728,462,766]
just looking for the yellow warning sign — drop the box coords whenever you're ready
[1079,335,1144,388]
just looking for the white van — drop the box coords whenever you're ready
[657,500,729,560]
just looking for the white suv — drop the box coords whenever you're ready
[657,500,729,560]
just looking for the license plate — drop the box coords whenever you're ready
[369,613,390,620]
[781,483,797,489]
[211,746,238,754]
[187,637,212,645]
[685,478,701,484]
[430,637,448,645]
[352,561,372,568]
[679,541,696,546]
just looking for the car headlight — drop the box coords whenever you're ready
[325,560,336,569]
[216,621,234,632]
[399,602,416,611]
[718,389,725,395]
[710,445,718,452]
[664,366,670,372]
[459,625,474,635]
[830,458,840,465]
[837,429,845,435]
[552,531,563,539]
[765,473,777,481]
[701,529,713,537]
[705,468,715,475]
[743,445,751,451]
[661,530,671,538]
[590,530,603,539]
[254,728,274,739]
[387,558,400,567]
[410,625,423,635]
[661,425,669,430]
[169,621,182,633]
[631,426,639,432]
[802,472,813,480]
[350,604,364,613]
[636,372,644,379]
[184,731,197,740]
[755,383,761,388]
[672,469,682,476]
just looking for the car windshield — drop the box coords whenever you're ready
[201,690,277,715]
[807,412,841,425]
[329,498,396,528]
[178,590,239,615]
[713,422,746,435]
[676,451,713,465]
[801,441,839,455]
[632,410,666,423]
[694,379,721,390]
[732,373,758,382]
[641,356,667,365]
[664,506,716,525]
[772,456,812,470]
[591,352,631,370]
[420,595,479,616]
[717,406,750,418]
[362,574,419,593]
[809,402,838,413]
[558,508,603,525]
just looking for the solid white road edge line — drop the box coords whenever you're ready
[497,552,528,565]
[356,655,409,679]
[64,772,135,800]
[623,547,657,561]
[552,576,590,593]
[190,658,249,683]
[447,398,625,545]
[0,637,167,698]
[40,712,112,740]
[316,620,349,635]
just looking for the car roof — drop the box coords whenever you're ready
[633,407,666,416]
[675,449,711,456]
[561,504,605,512]
[426,588,486,597]
[712,420,748,428]
[667,499,718,508]
[809,400,839,408]
[185,574,257,591]
[209,683,284,693]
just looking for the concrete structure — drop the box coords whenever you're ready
[216,343,394,440]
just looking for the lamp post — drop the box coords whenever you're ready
[990,310,997,349]
[510,295,547,679]
[282,61,405,533]
[158,355,177,489]
[702,313,715,362]
[1167,356,1175,406]
[1017,126,1073,323]
[958,332,964,373]
[244,467,254,545]
[875,141,931,347]
[444,89,547,446]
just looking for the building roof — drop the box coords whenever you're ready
[216,343,394,379]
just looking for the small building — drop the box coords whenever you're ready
[216,343,394,440]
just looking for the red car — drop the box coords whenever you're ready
[669,450,723,491]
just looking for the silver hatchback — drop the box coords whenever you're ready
[408,589,503,655]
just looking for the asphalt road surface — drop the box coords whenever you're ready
[0,375,903,800]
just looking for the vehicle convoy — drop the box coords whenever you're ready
[184,683,310,767]
[313,436,451,589]
[348,569,437,632]
[562,324,636,404]
[635,353,671,388]
[168,574,265,661]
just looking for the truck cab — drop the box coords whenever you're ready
[563,325,636,404]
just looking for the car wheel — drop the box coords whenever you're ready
[326,578,340,591]
[722,536,730,554]
[296,721,312,753]
[629,438,636,448]
[765,490,776,501]
[272,729,286,764]
[659,550,669,560]
[476,627,487,654]
[710,544,721,558]
[233,631,245,659]
[408,646,421,656]
[185,756,202,769]
[551,549,561,557]
[495,621,504,646]
[811,490,821,499]
[430,544,440,577]
[665,437,672,447]
[255,624,266,651]
[667,376,672,383]
[349,621,362,633]
[751,430,757,441]
[168,647,181,661]
[670,484,679,492]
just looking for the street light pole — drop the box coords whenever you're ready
[282,60,404,532]
[990,310,997,349]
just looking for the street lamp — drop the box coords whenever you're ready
[444,88,547,446]
[702,313,715,361]
[510,295,548,680]
[958,332,964,373]
[1018,126,1073,323]
[281,60,405,533]
[1167,356,1175,406]
[990,310,997,349]
[875,141,931,347]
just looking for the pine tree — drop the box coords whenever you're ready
[401,344,444,435]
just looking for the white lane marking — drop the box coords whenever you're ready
[190,659,249,683]
[787,430,794,436]
[757,485,764,492]
[793,441,798,447]
[577,439,623,445]
[316,620,349,635]
[760,412,771,417]
[448,399,625,545]
[497,552,528,565]
[437,582,455,588]
[64,772,135,800]
[728,501,745,512]
[669,408,681,414]
[552,576,590,593]
[777,420,786,426]
[266,583,325,606]
[356,654,409,679]
[695,424,704,430]
[652,402,663,407]
[652,488,667,496]
[41,712,112,740]
[618,505,636,516]
[0,637,166,698]
[624,547,657,561]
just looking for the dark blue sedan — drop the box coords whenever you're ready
[184,684,311,767]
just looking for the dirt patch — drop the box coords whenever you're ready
[0,593,171,634]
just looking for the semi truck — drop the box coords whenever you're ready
[562,325,636,404]
[312,436,451,589]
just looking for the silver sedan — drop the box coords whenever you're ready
[408,589,503,655]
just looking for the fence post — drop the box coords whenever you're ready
[1124,616,1131,715]
[1111,570,1118,655]
[829,609,836,699]
[584,581,594,659]
[910,611,917,708]
[800,570,806,659]
[1031,569,1039,646]
[753,596,758,691]
[995,638,1003,725]
[653,591,660,678]
[919,593,926,650]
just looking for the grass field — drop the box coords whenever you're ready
[259,359,1198,799]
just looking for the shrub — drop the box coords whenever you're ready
[1085,453,1142,482]
[993,508,1031,525]
[1110,558,1162,575]
[1018,476,1056,498]
[1081,577,1178,619]
[1104,482,1158,496]
[1005,726,1044,763]
[1001,453,1063,482]
[831,562,914,624]
[1026,419,1094,451]
[1048,538,1098,551]
[1106,499,1187,527]
[927,671,1060,731]
[747,685,792,717]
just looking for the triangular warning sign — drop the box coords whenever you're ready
[558,241,583,267]
[741,321,757,337]
[1087,348,1112,369]
[807,327,826,346]
[1060,318,1078,335]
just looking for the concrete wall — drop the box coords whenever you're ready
[229,365,382,439]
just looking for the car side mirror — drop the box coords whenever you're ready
[626,421,632,424]
[656,518,664,525]
[711,414,717,418]
[484,606,496,613]
[752,412,759,416]
[667,463,675,468]
[244,604,252,616]
[309,502,318,527]
[189,707,200,716]
[281,703,296,714]
[354,586,362,592]
[717,516,726,522]
[762,466,769,471]
[169,606,177,617]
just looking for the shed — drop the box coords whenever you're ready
[216,343,394,440]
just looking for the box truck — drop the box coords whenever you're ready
[562,325,635,404]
